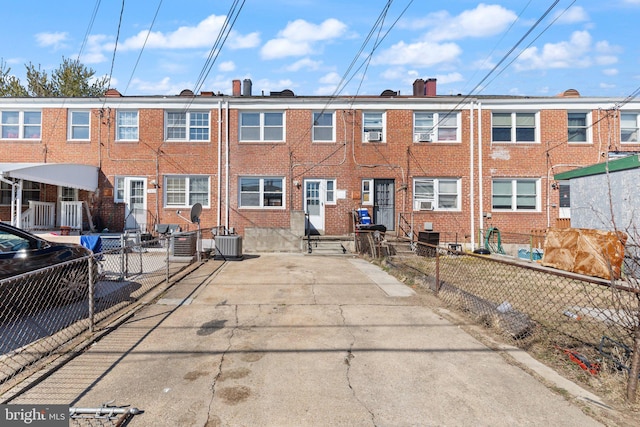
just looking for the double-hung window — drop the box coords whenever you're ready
[492,112,536,143]
[68,110,90,140]
[568,112,589,143]
[239,177,284,208]
[165,111,210,141]
[413,178,460,211]
[312,112,334,142]
[363,112,384,142]
[1,110,41,140]
[164,175,210,207]
[413,112,459,142]
[239,112,284,141]
[116,111,139,141]
[492,178,539,211]
[621,113,639,143]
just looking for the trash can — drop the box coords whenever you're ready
[417,231,440,257]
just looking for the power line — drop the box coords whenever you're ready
[107,0,126,90]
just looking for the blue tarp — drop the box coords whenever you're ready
[80,235,102,253]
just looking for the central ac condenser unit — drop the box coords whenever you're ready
[214,235,243,260]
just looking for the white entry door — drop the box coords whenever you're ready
[304,179,324,235]
[124,178,147,231]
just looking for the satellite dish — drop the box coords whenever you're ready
[190,203,202,224]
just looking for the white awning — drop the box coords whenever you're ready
[0,163,98,191]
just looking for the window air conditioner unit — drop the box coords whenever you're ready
[366,131,382,142]
[415,132,433,142]
[416,200,434,211]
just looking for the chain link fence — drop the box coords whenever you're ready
[0,232,199,402]
[377,240,640,400]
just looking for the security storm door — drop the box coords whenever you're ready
[374,179,395,231]
[124,178,147,231]
[305,179,323,235]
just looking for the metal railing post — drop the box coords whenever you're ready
[88,256,95,333]
[435,248,441,295]
[166,234,170,283]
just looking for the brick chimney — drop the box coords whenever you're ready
[232,79,241,96]
[425,78,437,96]
[413,79,425,96]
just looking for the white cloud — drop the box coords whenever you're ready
[600,82,616,89]
[596,55,618,66]
[374,41,461,66]
[228,32,261,49]
[515,31,593,70]
[80,34,109,64]
[319,72,341,85]
[118,15,259,50]
[35,32,69,50]
[219,61,235,72]
[603,68,618,76]
[130,76,195,95]
[434,72,464,85]
[285,58,322,72]
[404,4,516,41]
[554,6,588,24]
[261,18,347,59]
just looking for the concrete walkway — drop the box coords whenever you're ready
[9,254,607,426]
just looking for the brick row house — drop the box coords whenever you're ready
[1,79,639,251]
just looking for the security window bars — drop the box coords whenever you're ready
[492,112,536,143]
[165,176,210,207]
[313,112,334,142]
[413,178,460,210]
[116,111,139,141]
[69,111,90,140]
[413,112,459,142]
[1,110,41,139]
[239,112,284,141]
[492,179,539,211]
[239,177,284,208]
[165,111,210,141]
[568,112,588,143]
[621,113,639,143]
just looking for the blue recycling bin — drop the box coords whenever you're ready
[357,208,371,225]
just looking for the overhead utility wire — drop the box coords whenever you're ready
[77,0,102,60]
[122,0,164,95]
[107,0,126,90]
[192,0,246,96]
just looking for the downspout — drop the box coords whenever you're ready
[217,99,222,227]
[225,100,230,231]
[478,102,484,243]
[469,101,475,249]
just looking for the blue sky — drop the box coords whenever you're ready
[2,0,640,98]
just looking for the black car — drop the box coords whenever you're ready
[0,222,95,310]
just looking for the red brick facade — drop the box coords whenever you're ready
[1,87,638,247]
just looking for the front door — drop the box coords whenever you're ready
[304,179,323,235]
[124,178,147,231]
[374,179,395,231]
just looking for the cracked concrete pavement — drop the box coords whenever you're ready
[9,253,609,426]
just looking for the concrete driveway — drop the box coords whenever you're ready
[9,254,608,426]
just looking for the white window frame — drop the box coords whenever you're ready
[412,178,461,211]
[620,112,639,144]
[239,111,285,142]
[0,110,42,140]
[361,179,374,206]
[312,111,335,142]
[165,111,210,142]
[491,178,540,212]
[163,175,210,208]
[491,112,539,143]
[325,179,336,205]
[567,111,591,144]
[116,110,139,141]
[114,176,125,202]
[363,111,385,142]
[413,111,460,142]
[239,177,285,209]
[68,110,90,141]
